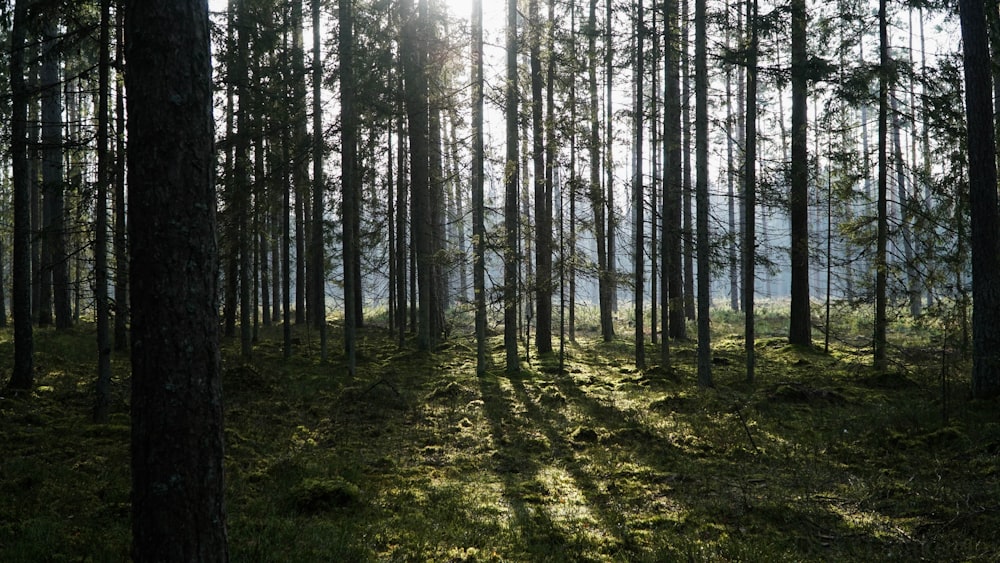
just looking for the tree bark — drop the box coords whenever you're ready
[125,0,229,558]
[94,0,113,423]
[960,0,1000,398]
[874,0,889,371]
[505,0,521,371]
[634,0,645,369]
[8,0,33,391]
[788,0,811,346]
[695,0,712,387]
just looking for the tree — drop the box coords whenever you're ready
[8,0,33,391]
[505,0,520,371]
[340,0,356,371]
[633,0,645,369]
[40,17,72,330]
[125,0,228,558]
[694,0,711,386]
[744,0,758,384]
[874,0,888,371]
[788,0,811,346]
[472,0,486,375]
[663,0,684,352]
[959,0,1000,398]
[93,0,112,423]
[532,0,554,355]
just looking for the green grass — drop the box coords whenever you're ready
[1,308,998,561]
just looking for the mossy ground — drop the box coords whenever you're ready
[2,307,999,561]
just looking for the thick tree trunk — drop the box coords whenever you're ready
[788,0,811,346]
[8,0,33,391]
[960,0,1000,398]
[125,1,228,558]
[532,0,553,355]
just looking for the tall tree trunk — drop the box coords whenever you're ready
[505,0,521,370]
[788,0,811,346]
[472,0,486,374]
[890,93,918,318]
[41,19,71,330]
[664,0,685,343]
[874,0,889,371]
[634,0,645,369]
[533,0,553,355]
[402,0,433,351]
[316,0,330,362]
[744,0,758,383]
[726,0,738,313]
[293,0,309,326]
[569,0,578,343]
[395,100,408,346]
[114,4,128,350]
[960,0,1000,397]
[125,1,228,558]
[236,0,252,359]
[695,0,712,387]
[94,0,113,423]
[650,2,659,345]
[8,0,33,390]
[682,0,695,322]
[606,0,617,320]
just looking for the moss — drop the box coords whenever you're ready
[291,477,362,513]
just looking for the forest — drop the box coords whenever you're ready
[3,0,1000,560]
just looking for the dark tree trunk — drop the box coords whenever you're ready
[472,0,487,374]
[664,0,685,343]
[94,0,113,423]
[788,0,811,346]
[695,0,711,387]
[125,1,229,558]
[531,0,553,355]
[8,0,33,391]
[682,0,695,322]
[874,0,889,371]
[402,0,433,351]
[41,19,71,330]
[505,0,520,371]
[633,0,645,369]
[744,0,758,384]
[589,0,612,344]
[960,0,1000,398]
[236,0,252,359]
[114,6,129,351]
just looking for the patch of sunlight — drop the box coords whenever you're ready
[826,499,912,542]
[535,464,604,538]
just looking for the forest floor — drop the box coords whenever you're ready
[2,306,1000,561]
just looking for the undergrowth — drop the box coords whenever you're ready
[1,309,999,561]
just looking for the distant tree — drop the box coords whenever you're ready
[125,0,228,558]
[959,0,1000,398]
[8,0,33,391]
